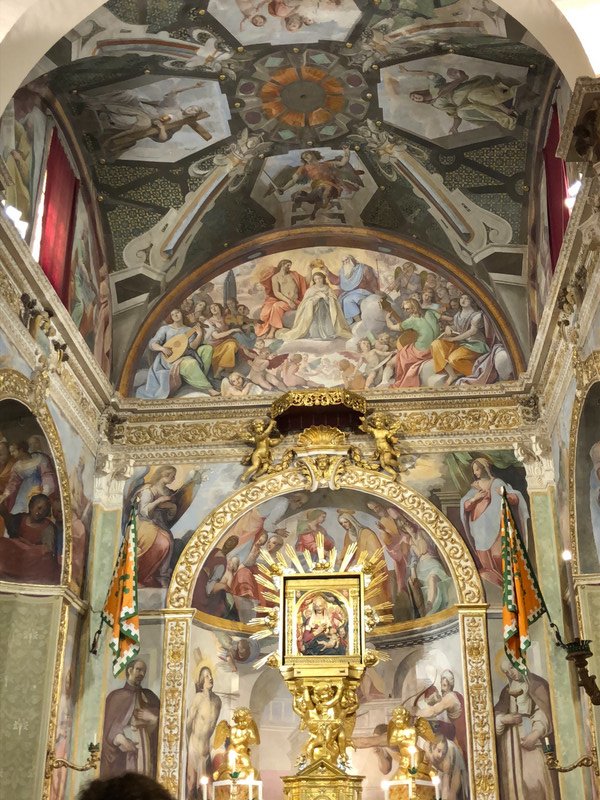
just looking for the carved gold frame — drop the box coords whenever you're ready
[0,368,76,800]
[162,463,498,799]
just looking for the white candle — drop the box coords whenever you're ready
[247,779,253,800]
[432,775,441,800]
[92,733,97,746]
[407,745,417,769]
[228,749,236,771]
[200,776,208,800]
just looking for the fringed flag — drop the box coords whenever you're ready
[92,504,140,676]
[501,487,547,674]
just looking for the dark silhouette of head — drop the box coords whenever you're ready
[78,773,174,800]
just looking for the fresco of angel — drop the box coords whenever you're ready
[124,465,204,588]
[264,145,364,220]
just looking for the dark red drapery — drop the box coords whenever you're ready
[38,130,78,302]
[543,105,569,271]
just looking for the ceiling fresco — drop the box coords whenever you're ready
[3,0,559,389]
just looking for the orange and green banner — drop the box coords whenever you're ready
[501,488,547,674]
[99,504,140,676]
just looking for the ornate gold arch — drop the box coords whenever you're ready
[161,462,498,799]
[568,350,600,572]
[119,226,525,394]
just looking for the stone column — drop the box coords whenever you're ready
[69,454,134,797]
[515,438,592,799]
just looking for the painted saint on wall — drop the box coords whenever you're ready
[0,400,62,584]
[575,382,600,572]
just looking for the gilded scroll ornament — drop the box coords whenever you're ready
[271,387,366,418]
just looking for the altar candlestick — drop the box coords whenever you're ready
[200,776,208,800]
[407,744,417,769]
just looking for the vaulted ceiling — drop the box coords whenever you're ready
[6,0,564,397]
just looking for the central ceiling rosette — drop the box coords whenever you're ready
[233,50,370,145]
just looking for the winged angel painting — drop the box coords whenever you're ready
[264,145,364,220]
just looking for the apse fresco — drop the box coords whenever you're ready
[7,0,554,367]
[575,382,600,573]
[488,613,561,798]
[190,488,455,626]
[185,617,467,800]
[100,619,163,780]
[131,247,516,399]
[0,400,62,585]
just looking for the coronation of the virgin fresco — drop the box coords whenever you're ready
[130,246,516,398]
[0,0,556,388]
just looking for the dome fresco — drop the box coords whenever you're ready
[1,0,559,389]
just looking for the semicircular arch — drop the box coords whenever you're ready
[167,462,485,613]
[120,227,525,395]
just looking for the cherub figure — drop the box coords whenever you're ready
[359,412,403,478]
[214,707,260,780]
[241,417,282,482]
[387,706,417,780]
[293,683,344,764]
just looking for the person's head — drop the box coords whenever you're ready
[226,298,238,313]
[196,666,214,692]
[28,434,47,453]
[181,298,194,313]
[358,338,372,353]
[254,338,267,352]
[183,105,201,117]
[409,90,433,104]
[235,639,251,661]
[266,534,284,553]
[403,298,423,317]
[459,293,472,309]
[422,288,436,305]
[287,13,313,30]
[228,556,240,571]
[312,271,326,286]
[290,353,303,364]
[312,595,327,614]
[431,735,449,764]
[441,669,455,694]
[125,659,147,687]
[10,440,29,459]
[229,372,245,389]
[278,259,292,273]
[501,658,523,684]
[309,258,326,271]
[367,500,385,516]
[154,465,177,486]
[449,298,460,312]
[376,332,391,347]
[402,261,416,276]
[222,535,239,555]
[78,773,174,800]
[237,304,249,316]
[251,14,266,26]
[471,457,493,480]
[210,302,224,316]
[342,255,358,267]
[255,531,268,547]
[28,493,51,521]
[307,508,326,525]
[168,308,183,325]
[423,272,438,289]
[301,151,322,164]
[194,299,207,316]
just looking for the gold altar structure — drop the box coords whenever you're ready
[250,527,394,800]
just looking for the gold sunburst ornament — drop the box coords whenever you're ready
[250,533,392,774]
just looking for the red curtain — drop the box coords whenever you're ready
[38,130,78,302]
[543,105,569,271]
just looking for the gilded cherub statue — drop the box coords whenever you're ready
[241,417,282,482]
[387,706,435,781]
[214,707,260,780]
[292,682,359,769]
[359,413,404,478]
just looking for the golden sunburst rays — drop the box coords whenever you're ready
[249,533,394,658]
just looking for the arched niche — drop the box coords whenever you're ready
[572,378,600,573]
[160,463,498,799]
[0,369,73,588]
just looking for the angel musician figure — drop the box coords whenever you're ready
[241,418,282,482]
[214,707,260,781]
[265,146,364,221]
[359,413,404,479]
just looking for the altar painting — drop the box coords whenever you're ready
[291,584,353,658]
